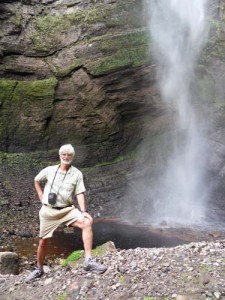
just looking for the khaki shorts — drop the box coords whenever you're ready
[39,205,82,239]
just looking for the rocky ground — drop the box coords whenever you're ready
[1,153,225,300]
[0,239,225,300]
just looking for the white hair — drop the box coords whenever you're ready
[59,144,75,156]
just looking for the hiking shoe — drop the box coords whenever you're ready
[25,267,43,283]
[84,258,107,274]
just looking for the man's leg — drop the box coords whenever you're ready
[37,238,49,269]
[25,238,49,282]
[70,217,107,273]
[70,217,93,258]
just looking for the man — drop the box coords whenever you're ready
[25,144,107,282]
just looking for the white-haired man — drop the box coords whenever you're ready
[25,144,107,282]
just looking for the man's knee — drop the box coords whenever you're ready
[39,238,48,248]
[72,217,92,229]
[84,218,92,228]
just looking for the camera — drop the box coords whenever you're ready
[48,192,57,205]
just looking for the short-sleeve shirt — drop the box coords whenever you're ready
[35,165,86,207]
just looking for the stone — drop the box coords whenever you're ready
[0,252,19,275]
[214,292,221,299]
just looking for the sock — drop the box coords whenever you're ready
[85,256,92,263]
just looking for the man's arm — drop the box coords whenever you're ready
[76,193,93,223]
[34,180,43,202]
[76,192,86,212]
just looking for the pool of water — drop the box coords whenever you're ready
[11,220,188,259]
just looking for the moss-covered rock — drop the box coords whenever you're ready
[29,0,145,53]
[86,31,151,75]
[0,78,57,151]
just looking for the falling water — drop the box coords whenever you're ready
[145,0,209,225]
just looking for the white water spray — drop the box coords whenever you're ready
[145,0,209,225]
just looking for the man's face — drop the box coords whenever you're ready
[60,152,74,165]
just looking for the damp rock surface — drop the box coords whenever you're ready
[0,239,225,299]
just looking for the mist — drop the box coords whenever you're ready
[125,0,213,227]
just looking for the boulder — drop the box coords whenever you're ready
[0,251,19,275]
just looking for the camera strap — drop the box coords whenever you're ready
[49,165,60,194]
[49,165,69,196]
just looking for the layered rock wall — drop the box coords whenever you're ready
[1,0,225,222]
[0,0,159,166]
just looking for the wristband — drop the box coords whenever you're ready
[81,208,87,213]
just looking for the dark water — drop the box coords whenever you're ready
[12,220,187,259]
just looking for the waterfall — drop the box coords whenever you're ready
[145,0,209,225]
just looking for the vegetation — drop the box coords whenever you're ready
[30,0,144,52]
[56,292,68,300]
[200,264,213,273]
[61,242,113,267]
[0,77,57,147]
[61,250,83,267]
[87,44,149,76]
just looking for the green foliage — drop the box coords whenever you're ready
[92,245,105,256]
[200,264,213,273]
[61,250,82,267]
[119,275,125,284]
[2,152,42,168]
[56,292,68,300]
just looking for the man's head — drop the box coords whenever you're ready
[59,144,75,165]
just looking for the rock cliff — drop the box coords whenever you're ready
[0,0,225,224]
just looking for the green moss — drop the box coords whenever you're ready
[61,250,82,267]
[3,153,42,167]
[81,151,136,170]
[208,40,225,58]
[15,77,57,99]
[0,152,45,171]
[98,31,149,53]
[0,80,18,140]
[87,44,150,75]
[0,80,17,103]
[200,264,213,273]
[203,18,225,59]
[119,275,125,284]
[31,0,144,52]
[53,59,83,77]
[85,30,150,75]
[0,78,57,144]
[56,292,68,300]
[10,14,22,27]
[92,245,105,256]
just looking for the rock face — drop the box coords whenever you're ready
[0,0,154,162]
[0,0,225,224]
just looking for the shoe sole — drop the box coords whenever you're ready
[84,267,107,274]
